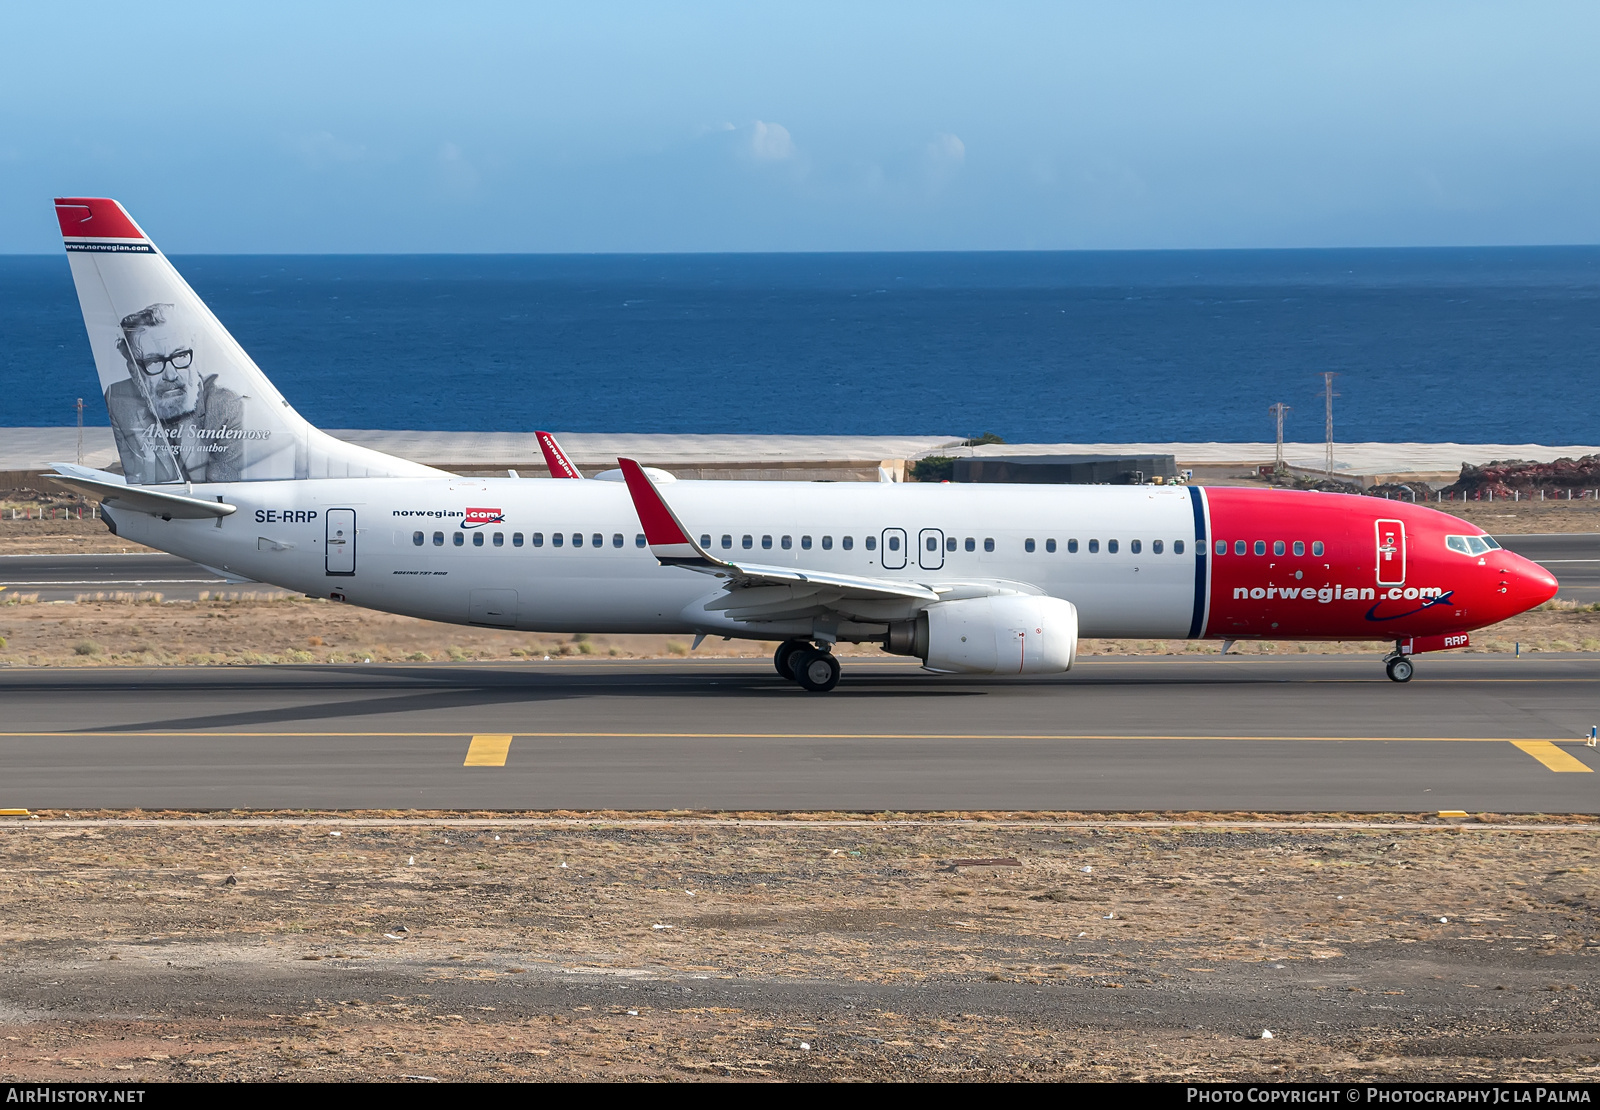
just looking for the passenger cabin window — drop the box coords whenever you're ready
[822,536,833,550]
[801,535,813,550]
[412,531,424,546]
[1252,540,1264,555]
[1068,539,1078,553]
[1130,539,1141,554]
[636,534,646,548]
[433,531,444,546]
[1025,538,1036,553]
[1108,539,1119,554]
[493,532,504,547]
[842,536,853,550]
[865,536,876,551]
[531,532,544,547]
[1215,540,1226,555]
[592,533,603,548]
[1045,538,1056,553]
[761,535,772,549]
[781,535,792,549]
[612,533,624,548]
[965,537,975,552]
[984,537,995,553]
[1088,539,1099,553]
[886,535,899,551]
[513,532,524,547]
[742,535,753,549]
[946,536,956,551]
[452,532,464,546]
[926,535,938,552]
[1175,540,1185,554]
[1292,540,1304,556]
[1273,540,1284,556]
[1312,541,1324,556]
[700,534,711,548]
[472,532,484,547]
[1152,539,1163,554]
[721,535,733,549]
[552,533,564,548]
[572,533,584,548]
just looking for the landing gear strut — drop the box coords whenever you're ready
[1384,654,1414,683]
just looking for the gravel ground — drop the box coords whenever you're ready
[0,815,1595,1081]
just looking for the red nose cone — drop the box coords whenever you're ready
[1504,551,1559,613]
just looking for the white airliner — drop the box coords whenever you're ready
[44,198,1557,691]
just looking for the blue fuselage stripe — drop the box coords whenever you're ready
[1187,485,1208,639]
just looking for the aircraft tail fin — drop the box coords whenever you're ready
[536,431,584,478]
[54,197,447,485]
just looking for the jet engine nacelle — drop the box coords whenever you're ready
[886,595,1079,675]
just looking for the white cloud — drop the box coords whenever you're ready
[749,120,796,161]
[927,132,965,166]
[294,130,367,168]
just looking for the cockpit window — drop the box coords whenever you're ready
[1447,534,1495,556]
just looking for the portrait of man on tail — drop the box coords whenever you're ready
[105,303,245,484]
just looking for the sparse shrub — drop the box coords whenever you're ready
[407,651,431,662]
[572,632,591,643]
[286,649,315,663]
[0,635,6,650]
[665,640,689,656]
[307,636,324,647]
[576,641,594,654]
[447,646,469,661]
[73,640,102,657]
[608,646,620,656]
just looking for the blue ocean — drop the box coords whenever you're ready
[3,248,1597,443]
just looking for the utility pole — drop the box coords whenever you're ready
[1268,403,1291,482]
[76,397,84,466]
[1320,372,1340,478]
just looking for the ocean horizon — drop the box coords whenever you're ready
[5,246,1597,444]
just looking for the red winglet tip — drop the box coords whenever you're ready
[618,459,690,546]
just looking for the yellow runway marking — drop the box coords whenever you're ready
[1511,740,1594,773]
[463,734,513,767]
[0,730,1591,744]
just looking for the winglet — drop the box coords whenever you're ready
[535,431,583,479]
[618,458,718,566]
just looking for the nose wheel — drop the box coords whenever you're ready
[1384,655,1414,683]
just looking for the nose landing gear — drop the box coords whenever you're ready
[1384,653,1414,683]
[773,640,841,692]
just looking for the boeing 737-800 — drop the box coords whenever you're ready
[43,198,1558,691]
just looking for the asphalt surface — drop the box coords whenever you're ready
[2,655,1596,812]
[3,533,1595,602]
[0,552,288,601]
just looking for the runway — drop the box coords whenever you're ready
[3,532,1595,602]
[0,552,290,601]
[1,655,1595,812]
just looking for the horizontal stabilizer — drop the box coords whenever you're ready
[44,464,235,519]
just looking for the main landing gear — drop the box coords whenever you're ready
[1383,652,1415,683]
[774,640,841,693]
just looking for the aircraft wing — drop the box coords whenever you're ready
[44,463,236,520]
[536,431,583,478]
[616,457,938,603]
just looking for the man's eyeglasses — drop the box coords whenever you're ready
[137,349,194,375]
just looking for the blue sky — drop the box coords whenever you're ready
[3,1,1597,252]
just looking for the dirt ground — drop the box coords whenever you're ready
[0,815,1594,1082]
